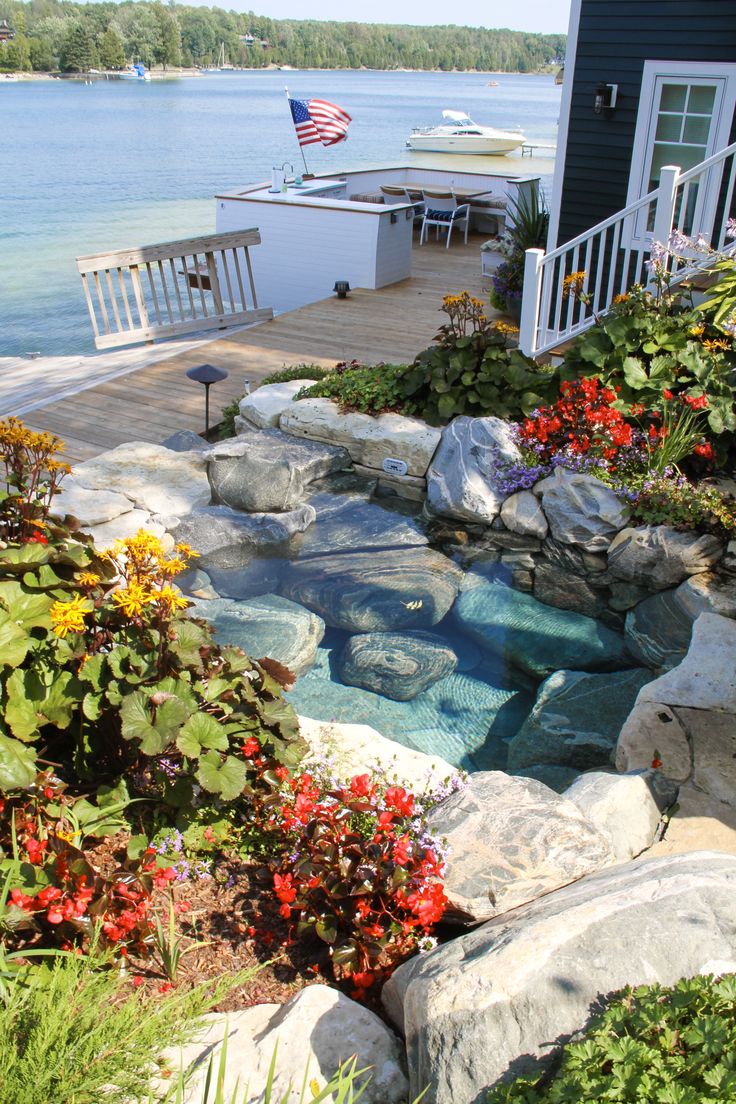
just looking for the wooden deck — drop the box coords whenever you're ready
[20,233,496,462]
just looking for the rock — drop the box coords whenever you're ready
[425,771,614,924]
[160,430,207,452]
[384,852,736,1103]
[206,428,350,512]
[172,985,408,1104]
[280,547,462,633]
[83,509,168,550]
[205,560,283,602]
[625,573,736,670]
[50,477,136,528]
[535,468,630,551]
[297,715,459,792]
[193,595,325,677]
[337,632,458,701]
[722,539,736,575]
[172,504,315,570]
[296,490,427,556]
[177,568,219,600]
[280,396,441,478]
[607,525,724,590]
[507,668,654,772]
[676,571,736,619]
[533,560,608,619]
[72,442,210,517]
[617,613,736,805]
[511,764,581,792]
[453,581,631,679]
[499,490,548,539]
[239,380,319,429]
[608,580,651,611]
[564,769,678,860]
[426,415,522,524]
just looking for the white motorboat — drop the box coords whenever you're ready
[406,110,524,155]
[119,64,151,81]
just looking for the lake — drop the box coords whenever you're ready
[0,69,560,356]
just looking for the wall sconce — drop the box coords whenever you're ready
[333,280,351,299]
[594,82,618,114]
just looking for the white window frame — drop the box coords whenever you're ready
[625,60,736,248]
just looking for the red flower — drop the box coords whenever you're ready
[132,976,144,988]
[273,873,297,905]
[651,756,663,770]
[384,786,414,818]
[662,389,674,400]
[25,838,47,864]
[693,441,715,460]
[349,774,374,799]
[683,393,708,410]
[152,867,177,888]
[241,737,260,758]
[405,882,447,926]
[27,531,48,545]
[393,836,412,866]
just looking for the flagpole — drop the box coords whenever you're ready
[285,86,311,176]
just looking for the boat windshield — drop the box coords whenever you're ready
[442,110,475,125]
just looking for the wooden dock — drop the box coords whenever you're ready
[14,234,496,462]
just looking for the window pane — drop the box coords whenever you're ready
[660,84,687,112]
[687,85,716,114]
[650,142,705,185]
[683,115,710,144]
[655,114,683,141]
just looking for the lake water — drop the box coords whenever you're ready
[0,70,560,357]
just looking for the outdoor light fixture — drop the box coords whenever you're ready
[594,82,618,114]
[333,280,351,299]
[186,363,229,435]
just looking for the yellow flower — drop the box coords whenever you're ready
[613,293,630,304]
[689,324,705,337]
[77,571,100,587]
[156,584,189,613]
[703,338,729,353]
[111,580,156,617]
[174,542,200,561]
[562,270,587,299]
[55,828,81,844]
[50,594,91,638]
[494,321,520,335]
[158,557,187,577]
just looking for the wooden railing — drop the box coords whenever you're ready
[519,140,736,357]
[76,229,273,350]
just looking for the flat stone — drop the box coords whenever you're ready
[72,441,210,517]
[205,559,283,602]
[84,509,168,550]
[239,379,319,429]
[426,415,522,524]
[172,985,408,1104]
[499,490,549,538]
[206,427,350,512]
[50,477,136,527]
[172,504,315,570]
[564,769,678,860]
[453,581,631,679]
[280,547,462,633]
[280,396,441,477]
[177,568,219,600]
[607,525,724,590]
[533,560,608,619]
[507,667,654,771]
[160,430,207,452]
[338,631,458,701]
[295,490,427,556]
[425,771,614,924]
[384,852,736,1103]
[535,468,629,551]
[192,595,325,677]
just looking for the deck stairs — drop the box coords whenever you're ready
[519,139,736,359]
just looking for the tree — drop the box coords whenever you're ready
[155,4,181,68]
[59,20,96,72]
[98,26,125,69]
[29,35,54,70]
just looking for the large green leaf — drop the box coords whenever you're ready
[0,733,37,790]
[168,619,210,670]
[120,691,166,755]
[176,711,228,758]
[0,580,55,630]
[196,751,247,800]
[5,668,80,740]
[0,611,30,668]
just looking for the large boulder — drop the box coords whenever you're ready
[280,396,441,478]
[563,769,678,860]
[172,504,315,570]
[426,416,522,525]
[383,852,736,1104]
[532,560,608,619]
[171,985,408,1104]
[507,668,654,772]
[71,441,210,517]
[50,477,136,528]
[205,428,349,512]
[625,572,736,669]
[239,379,320,429]
[453,581,631,679]
[499,490,548,539]
[337,631,458,701]
[193,595,325,677]
[617,612,736,806]
[83,510,170,551]
[296,489,427,556]
[425,772,614,924]
[280,547,462,633]
[607,525,724,590]
[534,468,630,552]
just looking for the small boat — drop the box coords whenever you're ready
[406,110,524,156]
[119,63,151,81]
[203,43,226,72]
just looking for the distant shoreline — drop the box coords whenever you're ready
[3,65,558,81]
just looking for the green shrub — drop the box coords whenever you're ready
[632,474,736,537]
[487,973,736,1103]
[261,364,332,386]
[218,398,240,439]
[298,363,412,416]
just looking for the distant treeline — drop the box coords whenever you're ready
[0,0,565,74]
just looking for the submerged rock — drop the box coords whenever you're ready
[338,632,458,701]
[624,573,736,670]
[533,560,608,619]
[192,595,325,677]
[296,490,427,556]
[172,504,315,571]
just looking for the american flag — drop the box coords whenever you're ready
[288,97,352,147]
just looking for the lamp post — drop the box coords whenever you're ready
[186,363,229,436]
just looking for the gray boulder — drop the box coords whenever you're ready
[160,429,207,452]
[626,572,736,670]
[280,547,462,633]
[425,771,614,924]
[499,490,548,539]
[563,769,678,860]
[383,852,736,1104]
[172,504,315,570]
[533,560,608,619]
[507,668,654,772]
[192,595,325,677]
[337,632,457,701]
[535,468,630,551]
[453,581,631,679]
[297,490,427,556]
[511,764,581,792]
[239,379,319,429]
[607,525,724,590]
[426,416,522,525]
[206,427,350,512]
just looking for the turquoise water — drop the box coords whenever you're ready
[0,70,560,356]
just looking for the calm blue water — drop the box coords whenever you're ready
[0,70,560,356]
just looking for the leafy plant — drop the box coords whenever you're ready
[152,895,211,982]
[487,973,736,1103]
[631,474,736,537]
[298,363,412,416]
[217,398,241,440]
[506,186,550,255]
[0,417,71,544]
[261,364,332,386]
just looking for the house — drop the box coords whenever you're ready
[520,0,736,356]
[0,20,15,41]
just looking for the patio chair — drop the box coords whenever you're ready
[419,190,470,248]
[403,187,425,225]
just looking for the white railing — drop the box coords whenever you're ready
[76,229,273,350]
[520,139,736,357]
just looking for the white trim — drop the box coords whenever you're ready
[546,0,581,251]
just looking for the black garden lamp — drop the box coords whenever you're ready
[186,363,229,435]
[333,280,351,299]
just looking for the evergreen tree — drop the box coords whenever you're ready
[156,5,181,67]
[59,19,97,71]
[98,26,125,69]
[29,36,54,70]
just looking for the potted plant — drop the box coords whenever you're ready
[490,188,549,321]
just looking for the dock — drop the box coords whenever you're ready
[10,234,494,462]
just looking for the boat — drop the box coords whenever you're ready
[203,43,226,72]
[119,63,151,81]
[406,110,525,156]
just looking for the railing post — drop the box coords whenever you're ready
[650,164,681,257]
[519,247,545,357]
